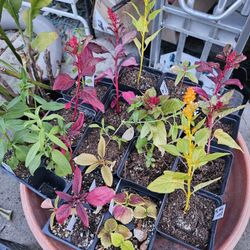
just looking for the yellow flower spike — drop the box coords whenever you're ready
[183,87,196,104]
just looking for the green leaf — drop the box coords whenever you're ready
[133,37,141,55]
[41,102,64,111]
[31,32,58,52]
[199,152,229,165]
[121,240,134,250]
[140,123,150,138]
[30,0,52,19]
[4,0,22,28]
[144,29,161,48]
[220,90,234,105]
[29,153,42,175]
[52,149,72,176]
[43,113,64,121]
[111,233,124,247]
[104,218,117,232]
[147,171,189,193]
[150,121,166,154]
[148,9,161,22]
[160,144,181,156]
[46,133,68,150]
[0,0,5,20]
[25,141,40,167]
[214,129,242,151]
[131,2,140,16]
[193,177,221,193]
[176,138,189,154]
[185,72,198,84]
[161,98,184,115]
[135,137,147,153]
[215,105,245,119]
[174,71,185,86]
[85,163,99,174]
[14,145,29,162]
[194,128,210,146]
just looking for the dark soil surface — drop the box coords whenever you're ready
[121,148,176,188]
[51,211,103,249]
[74,127,126,173]
[68,84,109,101]
[177,157,227,195]
[212,120,234,137]
[159,190,216,249]
[164,79,192,99]
[119,67,160,93]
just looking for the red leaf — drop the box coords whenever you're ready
[224,78,243,89]
[56,191,73,202]
[113,204,134,224]
[122,31,137,45]
[88,42,109,54]
[86,186,115,207]
[79,87,105,113]
[64,101,72,109]
[120,57,137,68]
[53,73,75,91]
[114,192,127,204]
[121,91,136,104]
[115,44,125,58]
[110,98,117,109]
[195,61,213,73]
[69,112,85,137]
[128,194,145,206]
[55,204,71,224]
[72,167,82,195]
[76,203,89,228]
[192,87,209,101]
[95,68,114,82]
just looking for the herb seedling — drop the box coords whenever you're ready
[98,218,133,249]
[192,44,246,151]
[74,136,115,186]
[126,0,161,85]
[53,167,115,227]
[96,8,137,113]
[113,192,157,224]
[53,35,106,120]
[148,88,229,212]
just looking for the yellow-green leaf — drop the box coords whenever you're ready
[111,233,124,247]
[104,218,118,232]
[74,153,98,166]
[85,163,100,174]
[30,0,52,19]
[117,225,132,240]
[31,32,58,52]
[160,144,181,156]
[134,206,147,219]
[193,177,221,193]
[121,240,134,250]
[148,9,161,22]
[98,135,106,158]
[133,37,141,55]
[101,165,113,186]
[214,129,242,151]
[144,29,161,48]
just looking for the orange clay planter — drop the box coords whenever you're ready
[20,133,250,250]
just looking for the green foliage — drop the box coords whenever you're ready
[126,0,161,85]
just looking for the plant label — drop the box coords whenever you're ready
[2,163,15,175]
[109,199,115,214]
[213,204,226,221]
[66,214,77,232]
[89,179,96,192]
[160,80,169,96]
[85,76,94,87]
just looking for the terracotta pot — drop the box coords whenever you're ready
[20,134,250,250]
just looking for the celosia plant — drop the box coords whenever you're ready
[96,8,137,113]
[148,88,229,212]
[53,35,106,120]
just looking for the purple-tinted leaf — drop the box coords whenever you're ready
[121,91,136,105]
[53,73,75,91]
[113,205,134,224]
[115,44,125,58]
[86,186,115,207]
[81,35,94,52]
[122,31,137,45]
[195,61,212,73]
[72,167,82,195]
[128,194,145,206]
[56,191,73,202]
[69,112,85,137]
[224,78,243,89]
[192,87,209,101]
[55,204,71,224]
[76,203,89,228]
[120,57,137,68]
[79,87,105,113]
[88,42,109,54]
[95,68,114,81]
[114,192,128,204]
[216,54,225,61]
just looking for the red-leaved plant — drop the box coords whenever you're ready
[95,8,137,113]
[53,35,106,120]
[42,167,115,228]
[192,44,246,151]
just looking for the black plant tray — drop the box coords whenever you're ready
[118,65,163,95]
[0,163,68,200]
[156,191,223,250]
[173,145,233,196]
[117,137,177,195]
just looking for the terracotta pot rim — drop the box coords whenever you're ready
[20,133,250,250]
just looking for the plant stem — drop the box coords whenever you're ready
[137,33,145,86]
[73,74,81,121]
[0,67,51,89]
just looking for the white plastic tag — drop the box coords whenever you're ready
[160,80,169,96]
[89,179,96,192]
[2,163,15,175]
[85,76,94,87]
[66,214,76,231]
[213,204,226,221]
[109,199,115,214]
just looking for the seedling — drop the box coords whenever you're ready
[74,136,115,186]
[126,0,161,85]
[148,88,229,212]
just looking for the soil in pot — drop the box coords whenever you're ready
[158,190,216,249]
[177,157,226,195]
[119,67,160,92]
[75,127,126,173]
[212,120,234,137]
[121,148,176,188]
[51,211,103,249]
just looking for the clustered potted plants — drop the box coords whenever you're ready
[0,0,249,250]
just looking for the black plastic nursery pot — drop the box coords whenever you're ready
[0,163,67,200]
[156,190,223,250]
[117,137,177,194]
[118,65,163,94]
[174,145,233,196]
